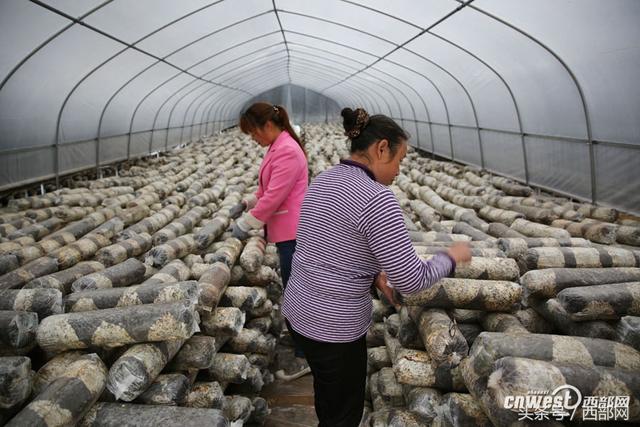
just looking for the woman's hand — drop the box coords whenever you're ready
[242,194,258,210]
[374,271,399,308]
[231,218,251,240]
[447,242,472,264]
[231,212,265,241]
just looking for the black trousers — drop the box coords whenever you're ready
[286,320,367,427]
[275,239,296,289]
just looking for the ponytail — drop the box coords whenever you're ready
[239,102,306,156]
[273,104,306,156]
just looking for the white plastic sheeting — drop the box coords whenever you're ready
[0,0,638,213]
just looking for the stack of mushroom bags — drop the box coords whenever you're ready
[299,124,640,426]
[1,123,640,427]
[350,147,639,426]
[0,130,284,427]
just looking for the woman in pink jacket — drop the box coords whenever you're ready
[232,102,308,295]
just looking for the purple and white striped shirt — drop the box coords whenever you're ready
[282,160,454,343]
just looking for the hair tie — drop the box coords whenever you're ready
[273,105,279,112]
[345,108,370,139]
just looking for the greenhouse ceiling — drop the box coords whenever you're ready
[0,0,638,213]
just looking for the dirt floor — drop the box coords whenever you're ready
[262,332,318,426]
[262,375,317,427]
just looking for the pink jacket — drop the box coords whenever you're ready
[250,131,308,243]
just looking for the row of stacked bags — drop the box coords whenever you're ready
[1,123,639,426]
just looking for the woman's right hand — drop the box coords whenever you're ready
[242,194,258,211]
[447,242,472,264]
[374,271,399,308]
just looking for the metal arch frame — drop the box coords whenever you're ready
[210,73,359,129]
[3,0,470,185]
[202,73,296,133]
[454,0,596,202]
[332,0,454,155]
[289,56,400,121]
[283,31,437,153]
[1,0,116,188]
[424,31,529,183]
[274,10,465,162]
[287,61,390,115]
[122,30,283,158]
[191,58,289,138]
[182,49,291,141]
[285,47,422,146]
[226,84,342,133]
[207,79,354,140]
[176,36,410,149]
[120,31,278,157]
[289,42,396,111]
[1,2,460,167]
[42,4,273,182]
[193,40,410,144]
[232,31,438,155]
[272,0,291,84]
[288,43,426,148]
[0,0,115,94]
[203,68,363,135]
[193,55,296,136]
[91,11,279,164]
[278,2,531,176]
[302,0,479,162]
[144,29,292,153]
[33,1,261,185]
[223,61,383,117]
[286,63,383,113]
[199,62,340,135]
[16,1,460,176]
[102,27,280,157]
[284,28,455,160]
[164,52,290,145]
[206,76,344,141]
[288,52,409,133]
[131,31,281,132]
[328,0,527,178]
[288,58,394,118]
[288,43,426,149]
[400,45,480,165]
[249,60,386,114]
[148,42,288,146]
[173,55,290,144]
[209,55,289,88]
[208,70,362,129]
[238,79,351,114]
[186,54,345,140]
[205,61,384,135]
[320,0,476,92]
[0,0,607,204]
[137,33,284,151]
[223,81,350,131]
[192,73,350,144]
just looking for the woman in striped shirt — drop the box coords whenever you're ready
[282,107,471,427]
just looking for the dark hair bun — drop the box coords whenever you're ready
[341,108,357,134]
[342,107,370,139]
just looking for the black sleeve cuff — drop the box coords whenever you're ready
[443,252,457,277]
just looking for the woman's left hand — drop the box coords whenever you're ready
[231,220,251,240]
[374,271,399,308]
[231,212,264,240]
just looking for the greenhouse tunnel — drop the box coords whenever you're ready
[2,2,640,427]
[1,0,639,213]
